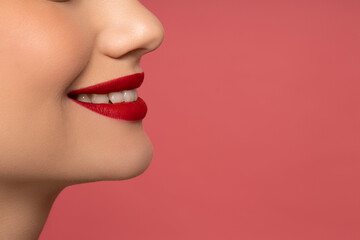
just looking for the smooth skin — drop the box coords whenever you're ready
[0,0,164,239]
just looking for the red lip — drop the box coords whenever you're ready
[67,72,147,121]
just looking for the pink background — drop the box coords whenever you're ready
[40,0,360,239]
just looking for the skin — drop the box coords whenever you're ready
[0,0,164,239]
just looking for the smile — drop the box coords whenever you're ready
[75,89,138,104]
[67,72,147,121]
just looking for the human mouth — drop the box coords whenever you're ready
[67,72,147,121]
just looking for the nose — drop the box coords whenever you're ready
[94,0,165,59]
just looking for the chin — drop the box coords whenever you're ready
[102,140,154,181]
[60,132,155,185]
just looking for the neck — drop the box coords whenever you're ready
[0,180,67,240]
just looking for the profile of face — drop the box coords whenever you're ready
[0,0,164,184]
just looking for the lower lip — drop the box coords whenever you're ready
[69,97,147,121]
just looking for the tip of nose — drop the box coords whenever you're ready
[146,25,165,52]
[96,6,165,59]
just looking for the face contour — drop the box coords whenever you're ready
[0,0,164,183]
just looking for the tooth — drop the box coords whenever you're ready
[91,94,110,104]
[76,94,91,103]
[123,90,137,102]
[109,91,125,104]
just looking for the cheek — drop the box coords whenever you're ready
[0,3,92,99]
[0,2,93,174]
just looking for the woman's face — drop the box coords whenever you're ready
[0,0,164,182]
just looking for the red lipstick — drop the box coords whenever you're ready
[67,72,147,121]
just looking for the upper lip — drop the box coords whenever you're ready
[67,72,144,97]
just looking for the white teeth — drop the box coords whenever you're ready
[91,94,110,104]
[75,89,138,104]
[76,94,91,103]
[123,90,137,102]
[109,91,125,103]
